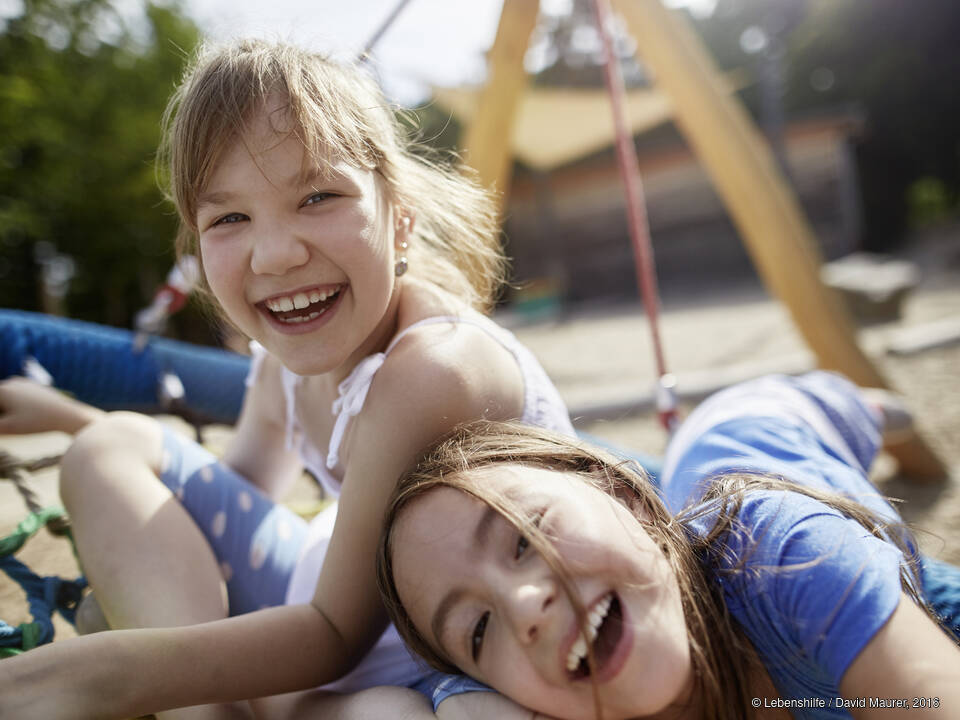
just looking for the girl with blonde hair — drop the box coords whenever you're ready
[0,38,573,719]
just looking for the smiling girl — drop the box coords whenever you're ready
[0,39,574,719]
[378,373,960,720]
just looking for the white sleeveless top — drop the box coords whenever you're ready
[246,312,575,498]
[244,312,574,692]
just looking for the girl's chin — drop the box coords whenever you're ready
[274,349,342,377]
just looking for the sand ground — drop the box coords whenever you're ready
[2,221,958,651]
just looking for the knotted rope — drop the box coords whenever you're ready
[0,450,85,657]
[0,450,70,535]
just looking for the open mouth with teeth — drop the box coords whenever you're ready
[262,285,343,324]
[566,592,623,680]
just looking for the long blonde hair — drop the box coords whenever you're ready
[377,420,936,720]
[159,38,505,313]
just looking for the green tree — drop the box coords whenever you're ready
[692,0,960,248]
[787,0,960,247]
[0,0,199,325]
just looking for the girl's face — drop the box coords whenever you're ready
[392,465,692,720]
[196,104,404,377]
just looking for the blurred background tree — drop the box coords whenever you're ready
[694,0,960,250]
[784,0,960,249]
[0,0,199,328]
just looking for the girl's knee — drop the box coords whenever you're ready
[60,412,164,506]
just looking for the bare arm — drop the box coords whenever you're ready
[268,686,557,720]
[221,352,303,500]
[308,331,523,671]
[840,593,960,718]
[0,604,351,720]
[267,685,436,720]
[438,693,561,720]
[0,377,104,435]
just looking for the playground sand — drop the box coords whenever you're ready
[2,222,959,652]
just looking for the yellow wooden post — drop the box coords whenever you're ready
[462,0,541,202]
[612,0,945,478]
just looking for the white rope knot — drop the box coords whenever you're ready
[327,352,387,469]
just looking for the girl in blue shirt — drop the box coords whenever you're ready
[378,372,960,719]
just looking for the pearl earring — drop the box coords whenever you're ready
[395,216,410,277]
[395,240,409,277]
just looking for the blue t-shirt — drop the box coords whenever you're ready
[661,372,905,719]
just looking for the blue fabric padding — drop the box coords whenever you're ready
[0,310,249,425]
[921,556,960,642]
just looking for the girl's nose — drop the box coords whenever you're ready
[250,227,310,275]
[505,575,558,645]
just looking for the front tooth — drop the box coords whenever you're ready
[293,293,310,310]
[567,634,588,671]
[278,296,294,312]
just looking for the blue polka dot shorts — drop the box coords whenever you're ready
[157,426,308,615]
[157,426,498,705]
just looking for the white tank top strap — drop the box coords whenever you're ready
[383,315,469,353]
[325,315,473,470]
[326,352,387,469]
[249,314,571,496]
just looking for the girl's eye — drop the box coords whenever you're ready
[515,510,544,560]
[471,611,489,662]
[515,534,529,559]
[211,213,247,228]
[302,192,335,207]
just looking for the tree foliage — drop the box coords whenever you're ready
[785,0,960,247]
[693,0,960,248]
[0,0,199,325]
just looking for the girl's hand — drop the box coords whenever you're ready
[0,377,104,436]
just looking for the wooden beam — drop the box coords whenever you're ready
[462,0,541,203]
[612,0,945,479]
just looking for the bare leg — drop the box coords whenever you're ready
[60,412,251,720]
[75,591,109,635]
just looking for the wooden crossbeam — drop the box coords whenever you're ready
[462,0,541,202]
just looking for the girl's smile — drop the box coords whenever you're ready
[197,103,405,377]
[257,282,345,333]
[391,464,693,720]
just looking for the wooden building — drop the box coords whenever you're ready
[501,112,864,306]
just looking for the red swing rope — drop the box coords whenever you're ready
[355,0,678,431]
[592,0,678,432]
